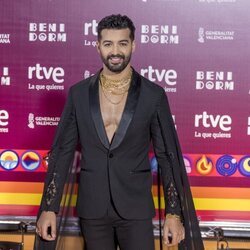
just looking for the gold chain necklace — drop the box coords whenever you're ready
[101,85,126,105]
[99,69,132,105]
[100,68,132,95]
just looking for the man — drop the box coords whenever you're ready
[35,14,204,250]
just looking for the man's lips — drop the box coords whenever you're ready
[109,57,123,64]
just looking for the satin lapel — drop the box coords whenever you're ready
[89,73,110,149]
[110,70,141,151]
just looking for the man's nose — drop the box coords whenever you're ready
[112,44,119,55]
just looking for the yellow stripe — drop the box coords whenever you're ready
[153,197,250,211]
[153,197,165,209]
[61,194,77,206]
[0,193,77,206]
[194,198,250,211]
[2,193,249,211]
[0,193,42,205]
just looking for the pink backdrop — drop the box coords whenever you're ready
[0,0,250,225]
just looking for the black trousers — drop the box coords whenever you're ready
[80,201,154,250]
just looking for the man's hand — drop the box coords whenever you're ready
[36,211,57,241]
[163,215,185,246]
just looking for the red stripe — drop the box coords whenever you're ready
[0,205,78,217]
[153,209,250,222]
[152,175,250,187]
[196,210,250,221]
[188,176,250,188]
[0,205,39,216]
[0,172,46,182]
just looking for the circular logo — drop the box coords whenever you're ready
[0,150,19,170]
[21,151,41,171]
[41,152,50,170]
[151,35,159,44]
[216,155,237,176]
[238,156,250,177]
[150,156,158,173]
[196,155,213,175]
[39,33,47,41]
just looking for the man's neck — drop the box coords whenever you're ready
[102,65,132,81]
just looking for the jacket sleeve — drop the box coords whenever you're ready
[39,87,79,213]
[151,89,204,250]
[150,91,181,216]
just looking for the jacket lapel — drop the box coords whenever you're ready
[110,70,141,150]
[89,72,110,149]
[89,69,141,151]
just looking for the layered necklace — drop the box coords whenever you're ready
[100,68,132,105]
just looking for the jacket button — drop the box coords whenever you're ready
[109,153,114,158]
[169,152,175,160]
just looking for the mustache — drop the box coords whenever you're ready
[107,54,125,60]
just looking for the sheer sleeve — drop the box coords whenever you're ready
[39,87,79,213]
[150,89,204,250]
[150,93,181,216]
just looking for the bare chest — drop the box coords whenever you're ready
[99,88,128,143]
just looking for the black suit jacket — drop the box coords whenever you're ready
[37,69,204,250]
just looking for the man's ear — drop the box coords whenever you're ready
[96,41,100,53]
[132,40,136,53]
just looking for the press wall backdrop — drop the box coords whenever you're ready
[0,0,250,224]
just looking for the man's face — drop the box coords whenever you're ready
[97,28,135,73]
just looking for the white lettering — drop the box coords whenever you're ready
[29,23,37,32]
[84,20,98,36]
[195,111,232,131]
[0,110,9,126]
[141,66,177,86]
[196,71,234,90]
[28,64,64,83]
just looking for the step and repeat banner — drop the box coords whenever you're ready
[0,0,250,224]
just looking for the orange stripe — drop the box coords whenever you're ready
[152,186,164,196]
[152,186,250,199]
[191,187,250,199]
[0,182,44,193]
[0,182,79,194]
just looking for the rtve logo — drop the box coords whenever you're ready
[141,66,177,86]
[196,71,234,90]
[29,23,66,42]
[83,20,98,47]
[0,110,9,126]
[141,24,179,44]
[195,111,232,132]
[28,63,64,83]
[1,67,10,85]
[83,20,98,36]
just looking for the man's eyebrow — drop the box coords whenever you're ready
[102,39,129,43]
[102,40,112,43]
[119,39,129,43]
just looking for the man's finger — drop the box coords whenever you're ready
[163,227,170,245]
[170,232,178,245]
[36,227,41,237]
[50,217,57,239]
[41,224,50,240]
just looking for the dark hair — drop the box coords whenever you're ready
[97,14,135,41]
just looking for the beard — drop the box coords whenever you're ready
[100,53,132,73]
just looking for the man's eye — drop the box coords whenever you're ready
[104,43,111,47]
[120,43,128,47]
